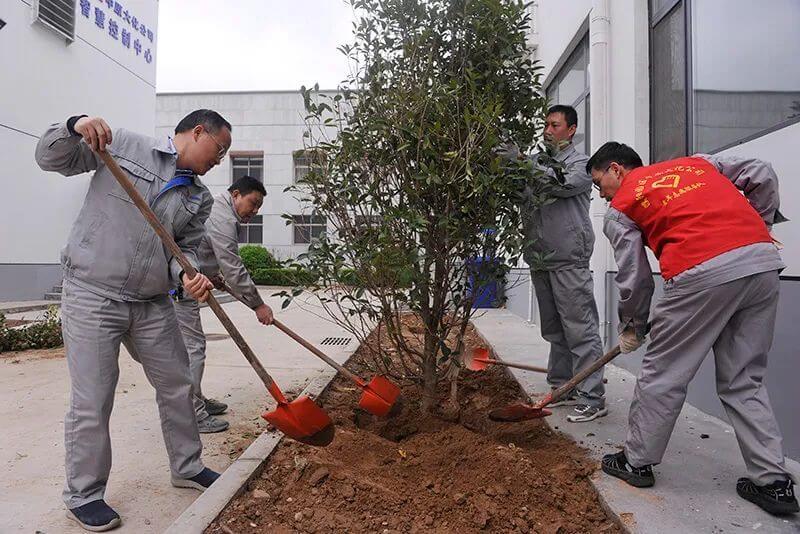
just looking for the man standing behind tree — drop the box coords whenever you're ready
[516,105,606,422]
[174,175,274,433]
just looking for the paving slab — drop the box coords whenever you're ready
[473,309,800,534]
[0,289,359,533]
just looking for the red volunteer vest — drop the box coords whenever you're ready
[610,156,771,280]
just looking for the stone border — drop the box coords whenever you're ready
[165,366,338,534]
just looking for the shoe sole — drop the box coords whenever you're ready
[601,462,654,488]
[567,408,609,423]
[65,510,121,532]
[171,478,209,491]
[737,487,800,515]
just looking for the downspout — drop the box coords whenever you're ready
[589,0,612,347]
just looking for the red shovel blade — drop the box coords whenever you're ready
[465,347,491,371]
[262,395,335,446]
[488,402,553,422]
[358,375,402,417]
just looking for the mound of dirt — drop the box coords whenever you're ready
[207,319,620,534]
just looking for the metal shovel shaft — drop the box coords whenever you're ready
[481,357,547,375]
[537,344,622,409]
[98,151,283,399]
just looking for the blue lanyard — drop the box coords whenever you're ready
[153,169,195,204]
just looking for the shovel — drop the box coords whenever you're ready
[465,347,548,374]
[97,150,334,446]
[489,343,623,422]
[218,282,402,418]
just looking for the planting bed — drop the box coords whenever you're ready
[207,317,621,534]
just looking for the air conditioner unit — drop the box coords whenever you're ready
[32,0,76,43]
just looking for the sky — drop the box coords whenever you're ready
[156,0,355,93]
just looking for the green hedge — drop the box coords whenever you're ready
[251,268,318,286]
[239,245,281,272]
[0,307,63,353]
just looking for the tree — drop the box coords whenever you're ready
[284,0,558,412]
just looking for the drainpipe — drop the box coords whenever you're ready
[590,0,612,347]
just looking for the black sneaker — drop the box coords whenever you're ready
[567,404,609,423]
[601,450,655,488]
[204,397,228,416]
[66,500,121,532]
[171,467,221,491]
[736,477,799,515]
[549,395,580,408]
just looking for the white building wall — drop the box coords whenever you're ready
[0,0,159,300]
[156,91,329,261]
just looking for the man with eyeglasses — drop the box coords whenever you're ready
[587,142,796,516]
[506,104,607,423]
[35,109,232,531]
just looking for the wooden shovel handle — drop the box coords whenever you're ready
[97,151,283,400]
[217,281,365,387]
[486,358,547,374]
[539,345,622,408]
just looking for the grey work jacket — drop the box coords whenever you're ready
[35,122,213,301]
[520,143,594,271]
[604,153,787,337]
[196,192,265,309]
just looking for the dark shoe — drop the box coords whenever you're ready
[736,477,799,515]
[172,467,220,491]
[567,404,609,423]
[204,397,228,416]
[197,415,229,433]
[601,450,655,488]
[66,500,121,532]
[549,395,580,408]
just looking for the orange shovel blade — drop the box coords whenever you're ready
[262,395,335,446]
[358,375,402,417]
[488,402,553,422]
[466,347,491,371]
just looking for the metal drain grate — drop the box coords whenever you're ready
[320,336,352,347]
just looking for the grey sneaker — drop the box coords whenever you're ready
[567,404,608,422]
[197,415,229,433]
[549,395,580,407]
[204,397,228,416]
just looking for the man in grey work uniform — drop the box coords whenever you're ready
[174,175,274,433]
[518,105,606,423]
[35,110,231,531]
[588,142,797,516]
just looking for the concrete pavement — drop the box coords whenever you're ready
[473,309,800,534]
[0,289,358,533]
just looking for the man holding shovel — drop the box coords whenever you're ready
[35,109,230,531]
[587,142,797,515]
[510,105,606,423]
[173,175,274,433]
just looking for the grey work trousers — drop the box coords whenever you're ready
[625,270,791,485]
[173,297,211,421]
[61,280,204,508]
[531,268,605,408]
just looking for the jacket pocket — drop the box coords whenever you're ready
[107,157,157,204]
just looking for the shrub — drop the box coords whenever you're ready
[239,245,281,273]
[251,268,318,287]
[0,306,63,353]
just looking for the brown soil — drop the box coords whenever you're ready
[207,318,620,534]
[3,318,32,327]
[0,346,65,363]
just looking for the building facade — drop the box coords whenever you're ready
[0,0,159,300]
[505,0,800,457]
[156,91,330,261]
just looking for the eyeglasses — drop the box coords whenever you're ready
[204,130,228,161]
[592,165,613,192]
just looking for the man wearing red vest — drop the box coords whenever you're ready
[586,142,797,516]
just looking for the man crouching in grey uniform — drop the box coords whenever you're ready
[35,110,231,531]
[517,105,606,423]
[173,175,274,433]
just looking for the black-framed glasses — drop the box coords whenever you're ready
[592,165,613,192]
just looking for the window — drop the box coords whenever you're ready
[292,215,327,244]
[230,152,263,182]
[238,215,263,244]
[33,0,76,42]
[545,34,590,154]
[650,0,800,158]
[293,149,323,183]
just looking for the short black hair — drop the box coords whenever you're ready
[547,104,578,128]
[174,109,232,135]
[586,142,644,174]
[229,175,266,197]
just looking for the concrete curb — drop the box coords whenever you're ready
[0,302,59,315]
[164,366,338,534]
